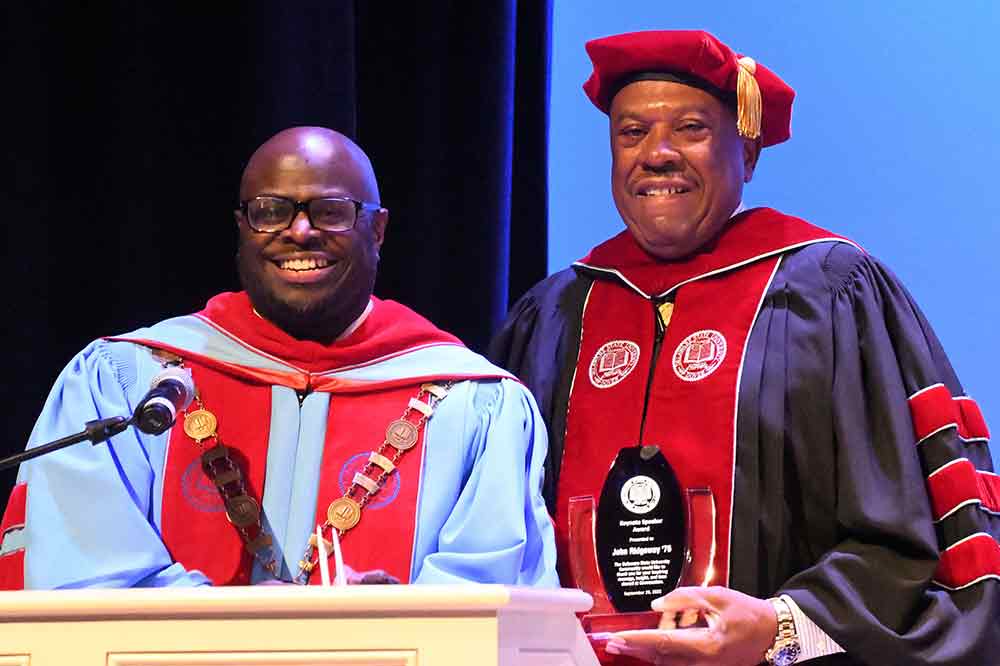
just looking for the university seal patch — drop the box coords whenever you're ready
[338,452,400,509]
[673,329,727,382]
[589,340,641,389]
[181,458,225,512]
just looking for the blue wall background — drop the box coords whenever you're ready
[549,1,1000,467]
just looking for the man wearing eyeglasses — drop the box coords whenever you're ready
[0,127,557,590]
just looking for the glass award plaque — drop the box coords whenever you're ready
[568,444,717,635]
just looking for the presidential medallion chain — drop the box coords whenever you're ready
[294,382,452,584]
[182,391,280,578]
[150,349,281,577]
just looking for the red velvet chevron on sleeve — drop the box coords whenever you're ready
[978,471,1000,511]
[909,384,990,443]
[0,482,26,590]
[909,384,1000,590]
[928,459,988,520]
[936,535,1000,590]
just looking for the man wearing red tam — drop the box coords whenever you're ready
[491,30,999,665]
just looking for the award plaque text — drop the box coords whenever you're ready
[595,445,685,612]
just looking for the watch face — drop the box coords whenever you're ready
[774,643,801,666]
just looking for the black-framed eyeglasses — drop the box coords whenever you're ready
[238,195,381,233]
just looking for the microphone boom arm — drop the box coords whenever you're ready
[0,415,132,472]
[0,367,194,472]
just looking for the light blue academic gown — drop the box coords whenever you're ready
[3,311,558,589]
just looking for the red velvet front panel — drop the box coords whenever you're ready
[158,358,426,585]
[0,482,27,590]
[306,384,425,584]
[160,361,272,585]
[557,256,779,590]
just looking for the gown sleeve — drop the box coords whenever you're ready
[488,268,590,512]
[769,243,999,664]
[410,378,559,587]
[3,339,211,588]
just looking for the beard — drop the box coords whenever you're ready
[236,248,371,342]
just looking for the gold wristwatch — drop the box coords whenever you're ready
[764,596,801,666]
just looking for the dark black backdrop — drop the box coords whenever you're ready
[1,2,551,514]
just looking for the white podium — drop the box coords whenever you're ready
[0,585,599,666]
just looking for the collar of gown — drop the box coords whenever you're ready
[575,205,835,298]
[198,292,462,374]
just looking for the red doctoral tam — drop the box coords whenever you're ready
[583,30,795,147]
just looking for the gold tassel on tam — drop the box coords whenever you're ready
[736,56,762,140]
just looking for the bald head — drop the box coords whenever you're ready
[235,126,389,342]
[239,127,381,204]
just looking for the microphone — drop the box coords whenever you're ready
[133,367,196,435]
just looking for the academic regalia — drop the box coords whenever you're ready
[489,207,1000,665]
[1,292,557,589]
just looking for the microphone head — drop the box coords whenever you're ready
[134,366,197,434]
[150,366,195,411]
[136,397,177,435]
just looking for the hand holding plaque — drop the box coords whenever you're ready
[568,444,717,635]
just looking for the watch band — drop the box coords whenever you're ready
[764,596,801,665]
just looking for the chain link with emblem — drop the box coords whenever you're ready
[148,349,281,578]
[183,391,280,577]
[163,353,452,585]
[294,381,452,584]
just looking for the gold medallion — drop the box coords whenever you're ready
[327,496,362,531]
[386,419,419,451]
[184,408,218,441]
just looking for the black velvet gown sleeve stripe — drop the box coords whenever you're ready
[488,268,592,513]
[734,241,999,665]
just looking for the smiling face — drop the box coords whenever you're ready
[235,127,388,341]
[609,80,760,260]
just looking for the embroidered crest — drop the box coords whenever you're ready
[589,340,641,388]
[673,329,727,382]
[620,475,661,514]
[181,458,225,512]
[338,453,401,509]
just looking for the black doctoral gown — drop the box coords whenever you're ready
[490,232,1000,665]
